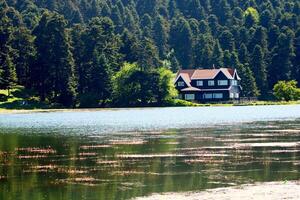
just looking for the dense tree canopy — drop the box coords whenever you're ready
[1,0,300,106]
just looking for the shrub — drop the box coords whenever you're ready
[0,94,8,102]
[273,80,300,101]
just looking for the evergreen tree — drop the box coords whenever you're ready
[240,63,260,97]
[170,18,194,69]
[33,11,76,106]
[78,17,121,107]
[238,43,250,64]
[0,5,17,93]
[219,30,235,51]
[137,37,161,70]
[251,45,268,98]
[211,40,224,68]
[153,15,169,58]
[11,26,36,87]
[269,31,295,87]
[1,0,300,105]
[223,50,232,67]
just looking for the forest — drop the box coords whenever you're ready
[0,0,300,107]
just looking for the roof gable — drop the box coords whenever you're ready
[174,73,192,87]
[191,69,219,80]
[175,68,238,84]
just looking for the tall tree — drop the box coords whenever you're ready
[269,30,295,87]
[11,26,36,87]
[211,40,224,68]
[170,18,194,69]
[77,17,121,107]
[0,5,17,93]
[251,45,268,98]
[33,11,76,107]
[153,15,169,58]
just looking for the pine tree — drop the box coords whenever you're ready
[120,29,139,63]
[188,0,205,20]
[11,26,36,87]
[238,43,250,64]
[0,6,17,94]
[0,54,17,95]
[78,17,122,107]
[251,45,268,98]
[211,40,224,68]
[33,11,76,106]
[219,30,235,51]
[170,18,194,69]
[223,50,232,67]
[137,37,161,70]
[240,63,260,97]
[269,31,295,87]
[153,15,169,58]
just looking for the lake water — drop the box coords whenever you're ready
[0,105,300,200]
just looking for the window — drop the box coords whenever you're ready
[178,94,183,99]
[208,80,215,86]
[177,81,185,87]
[185,94,195,100]
[203,93,213,99]
[235,93,239,98]
[231,80,238,86]
[196,80,203,86]
[230,93,234,99]
[213,93,223,99]
[218,80,228,86]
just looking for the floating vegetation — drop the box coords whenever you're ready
[1,118,300,200]
[78,152,97,156]
[79,145,112,150]
[109,140,146,145]
[97,160,119,165]
[293,162,300,166]
[233,142,300,148]
[112,171,146,176]
[18,155,47,159]
[16,147,56,154]
[31,165,57,170]
[57,168,89,175]
[265,129,300,133]
[117,154,188,159]
[184,159,225,164]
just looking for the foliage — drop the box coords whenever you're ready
[244,7,260,27]
[112,63,176,107]
[1,0,300,107]
[273,80,300,101]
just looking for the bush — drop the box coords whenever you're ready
[273,80,300,101]
[165,99,199,107]
[78,93,101,108]
[112,63,177,107]
[0,94,8,102]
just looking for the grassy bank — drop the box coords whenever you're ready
[0,87,51,111]
[1,87,299,113]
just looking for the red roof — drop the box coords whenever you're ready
[175,68,240,82]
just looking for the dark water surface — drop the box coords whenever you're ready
[0,106,300,200]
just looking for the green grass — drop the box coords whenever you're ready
[0,87,299,113]
[167,98,300,107]
[0,86,50,110]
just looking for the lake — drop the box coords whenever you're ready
[0,105,300,200]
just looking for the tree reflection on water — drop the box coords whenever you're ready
[0,120,300,200]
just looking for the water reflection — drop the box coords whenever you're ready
[0,120,299,200]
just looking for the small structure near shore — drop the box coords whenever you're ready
[174,68,242,102]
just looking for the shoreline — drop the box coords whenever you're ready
[135,181,300,200]
[0,101,300,114]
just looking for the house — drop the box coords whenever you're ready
[174,68,242,102]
